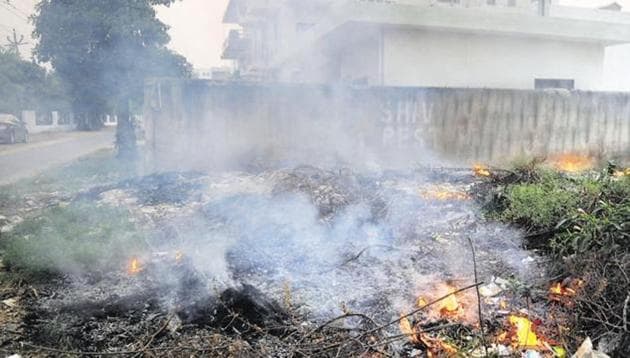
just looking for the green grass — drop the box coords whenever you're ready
[1,200,147,278]
[491,166,628,234]
[0,149,145,278]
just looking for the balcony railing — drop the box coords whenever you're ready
[365,0,630,21]
[390,0,537,13]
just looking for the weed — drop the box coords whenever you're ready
[484,163,630,355]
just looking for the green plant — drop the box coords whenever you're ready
[551,192,630,256]
[1,201,147,278]
[498,174,579,230]
[484,164,630,354]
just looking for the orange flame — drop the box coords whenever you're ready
[473,164,491,177]
[415,282,476,324]
[505,315,540,348]
[549,282,575,297]
[417,285,465,320]
[416,297,428,307]
[399,315,419,344]
[613,168,630,177]
[399,315,459,355]
[439,293,461,317]
[548,154,594,172]
[128,257,143,275]
[549,279,584,303]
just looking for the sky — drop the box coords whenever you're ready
[155,0,231,69]
[0,0,37,57]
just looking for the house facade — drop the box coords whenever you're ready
[222,0,630,90]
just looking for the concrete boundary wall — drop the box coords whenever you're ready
[144,80,630,170]
[22,110,75,134]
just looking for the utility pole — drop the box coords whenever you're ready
[5,28,28,56]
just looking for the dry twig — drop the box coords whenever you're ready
[623,292,629,333]
[467,236,488,356]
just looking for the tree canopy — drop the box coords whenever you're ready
[0,49,69,116]
[33,0,191,157]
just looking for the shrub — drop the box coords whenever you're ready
[495,170,580,230]
[552,197,629,257]
[484,164,630,355]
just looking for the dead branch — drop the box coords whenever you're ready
[20,343,142,356]
[365,282,484,336]
[133,314,173,357]
[302,313,378,339]
[310,283,484,355]
[369,322,462,347]
[19,342,222,356]
[623,292,629,333]
[467,236,488,356]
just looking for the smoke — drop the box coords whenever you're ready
[146,83,448,173]
[144,169,540,321]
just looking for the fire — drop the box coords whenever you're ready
[505,315,540,348]
[399,315,419,344]
[549,278,584,303]
[439,293,460,317]
[419,186,470,201]
[399,315,459,356]
[472,164,491,177]
[416,297,428,307]
[613,168,630,177]
[549,282,575,297]
[128,257,143,275]
[548,153,594,172]
[417,284,464,319]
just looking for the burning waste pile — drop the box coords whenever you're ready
[2,165,598,357]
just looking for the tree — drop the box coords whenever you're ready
[33,0,191,159]
[0,49,69,116]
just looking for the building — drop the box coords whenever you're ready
[222,0,630,90]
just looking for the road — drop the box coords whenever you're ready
[0,130,115,185]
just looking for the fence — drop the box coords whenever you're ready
[144,80,630,170]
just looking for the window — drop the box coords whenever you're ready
[535,79,575,90]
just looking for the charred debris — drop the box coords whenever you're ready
[1,163,627,357]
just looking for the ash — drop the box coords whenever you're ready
[93,166,543,319]
[13,166,546,356]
